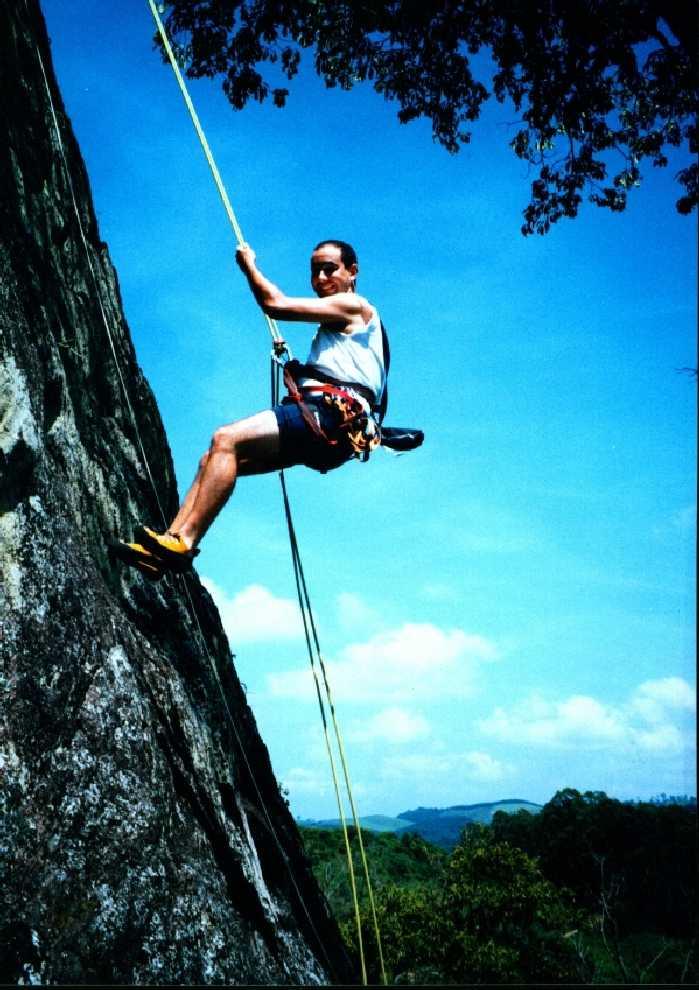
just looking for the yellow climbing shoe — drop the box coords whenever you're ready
[135,525,200,572]
[108,540,164,582]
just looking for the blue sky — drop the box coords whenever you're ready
[42,1,696,819]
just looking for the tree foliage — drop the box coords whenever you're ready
[161,0,698,234]
[302,796,697,984]
[490,788,697,939]
[341,826,581,984]
[299,826,446,923]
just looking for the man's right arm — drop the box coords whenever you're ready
[236,244,363,328]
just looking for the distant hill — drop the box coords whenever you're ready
[299,813,410,834]
[397,799,543,848]
[299,799,543,849]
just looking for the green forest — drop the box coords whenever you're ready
[299,789,696,985]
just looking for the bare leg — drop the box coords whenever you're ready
[175,410,281,549]
[169,452,209,535]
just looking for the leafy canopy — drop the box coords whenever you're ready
[341,825,581,984]
[161,0,698,234]
[490,787,698,939]
[299,826,447,923]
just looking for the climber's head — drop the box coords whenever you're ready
[310,240,358,296]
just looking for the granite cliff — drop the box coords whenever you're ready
[0,0,351,983]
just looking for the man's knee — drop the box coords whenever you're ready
[210,424,239,455]
[207,412,279,461]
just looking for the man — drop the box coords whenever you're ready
[112,239,386,579]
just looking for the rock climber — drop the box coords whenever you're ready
[111,239,387,580]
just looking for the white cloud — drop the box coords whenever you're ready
[479,677,695,755]
[633,724,684,752]
[630,677,695,723]
[267,622,499,702]
[555,695,626,742]
[347,707,431,745]
[202,579,303,643]
[380,752,454,780]
[281,766,329,797]
[464,751,509,782]
[336,592,382,632]
[280,765,368,809]
[380,749,509,784]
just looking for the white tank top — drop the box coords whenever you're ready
[302,306,386,406]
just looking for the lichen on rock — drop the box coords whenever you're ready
[0,0,351,983]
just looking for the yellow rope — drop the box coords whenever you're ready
[279,471,371,982]
[311,666,367,983]
[317,654,387,981]
[278,469,387,985]
[145,2,386,983]
[146,0,283,348]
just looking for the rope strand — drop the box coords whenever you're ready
[32,26,337,982]
[35,45,167,528]
[146,0,284,349]
[279,456,387,984]
[279,468,368,983]
[145,0,387,977]
[72,3,393,981]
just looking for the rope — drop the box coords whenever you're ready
[272,368,386,983]
[277,468,367,982]
[30,24,338,983]
[145,2,386,980]
[35,42,167,527]
[146,0,285,351]
[177,572,340,980]
[278,455,387,985]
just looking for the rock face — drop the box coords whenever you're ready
[0,1,351,983]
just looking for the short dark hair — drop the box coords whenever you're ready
[314,239,357,268]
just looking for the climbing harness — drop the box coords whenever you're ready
[282,360,381,461]
[147,1,388,983]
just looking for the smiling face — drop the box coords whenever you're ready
[310,243,358,297]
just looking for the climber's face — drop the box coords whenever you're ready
[310,245,357,297]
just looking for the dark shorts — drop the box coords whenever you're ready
[273,397,355,474]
